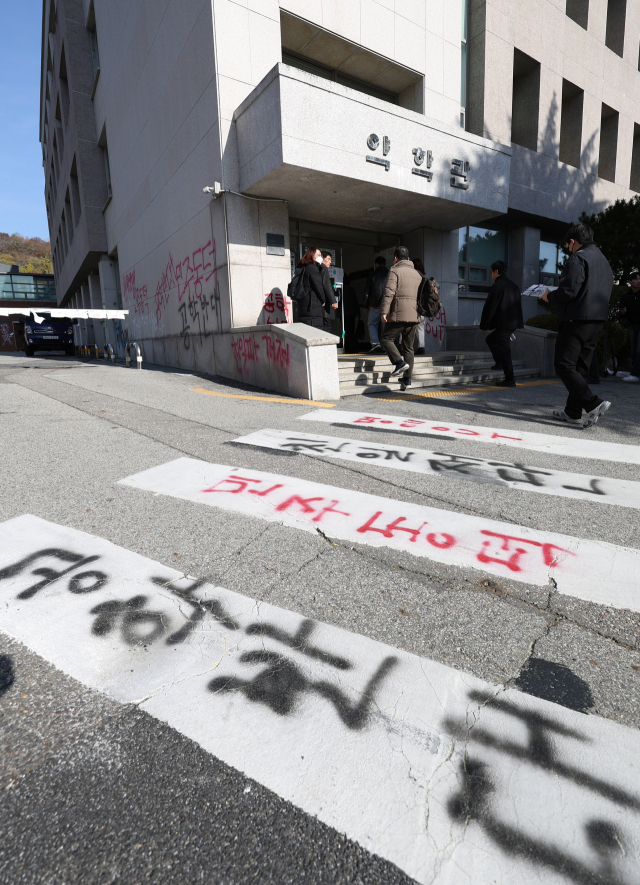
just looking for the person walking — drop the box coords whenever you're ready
[479,260,524,388]
[380,246,421,389]
[320,250,339,334]
[541,223,613,428]
[364,256,388,353]
[619,271,640,382]
[412,257,427,355]
[295,247,328,328]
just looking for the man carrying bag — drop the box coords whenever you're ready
[541,223,613,428]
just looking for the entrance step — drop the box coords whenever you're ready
[337,352,541,397]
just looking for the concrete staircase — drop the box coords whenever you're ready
[338,351,541,397]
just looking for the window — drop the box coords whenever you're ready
[0,274,57,302]
[64,190,73,244]
[87,0,101,100]
[605,0,626,57]
[539,241,563,286]
[566,0,589,29]
[461,0,469,129]
[59,46,70,127]
[559,79,583,168]
[70,156,81,224]
[511,50,540,151]
[98,126,112,208]
[598,103,619,182]
[630,123,640,192]
[280,11,423,113]
[458,224,508,294]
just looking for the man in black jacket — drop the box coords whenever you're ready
[480,261,524,388]
[541,224,613,428]
[364,256,389,353]
[620,271,640,382]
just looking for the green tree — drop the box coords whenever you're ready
[580,195,640,282]
[0,232,53,274]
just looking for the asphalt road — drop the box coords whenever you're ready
[1,351,639,884]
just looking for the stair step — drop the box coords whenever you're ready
[339,367,541,396]
[338,360,527,378]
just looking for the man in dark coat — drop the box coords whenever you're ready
[320,251,338,334]
[364,256,389,353]
[620,271,640,382]
[480,260,524,388]
[541,223,613,428]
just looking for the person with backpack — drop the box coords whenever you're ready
[287,247,327,328]
[380,247,423,389]
[364,256,389,353]
[479,260,524,388]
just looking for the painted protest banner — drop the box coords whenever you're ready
[1,515,639,885]
[119,458,640,612]
[300,410,640,465]
[233,429,640,510]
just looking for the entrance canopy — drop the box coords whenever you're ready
[234,65,511,233]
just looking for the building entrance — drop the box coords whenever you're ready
[289,218,400,353]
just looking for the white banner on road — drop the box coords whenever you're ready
[1,515,639,885]
[119,458,640,613]
[233,429,640,510]
[300,410,640,465]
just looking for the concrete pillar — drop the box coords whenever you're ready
[98,255,121,354]
[81,282,95,346]
[509,226,541,324]
[508,226,541,291]
[72,291,84,347]
[88,273,106,350]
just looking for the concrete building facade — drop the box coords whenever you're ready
[40,0,640,397]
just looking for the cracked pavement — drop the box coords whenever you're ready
[1,351,639,884]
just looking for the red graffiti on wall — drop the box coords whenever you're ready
[262,291,291,325]
[177,240,216,305]
[122,270,148,316]
[155,256,178,325]
[231,334,260,374]
[425,306,447,343]
[262,335,290,370]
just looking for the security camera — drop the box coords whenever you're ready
[203,182,223,197]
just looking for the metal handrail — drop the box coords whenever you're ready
[104,343,115,363]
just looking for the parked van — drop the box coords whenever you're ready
[24,314,76,356]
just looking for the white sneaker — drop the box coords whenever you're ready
[584,401,611,428]
[622,375,640,382]
[552,408,583,426]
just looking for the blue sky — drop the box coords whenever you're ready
[0,2,49,241]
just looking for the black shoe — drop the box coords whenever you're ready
[390,360,410,377]
[400,378,412,390]
[495,379,516,388]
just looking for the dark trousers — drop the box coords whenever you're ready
[630,326,640,376]
[381,322,418,379]
[485,329,515,383]
[299,316,323,329]
[554,321,604,419]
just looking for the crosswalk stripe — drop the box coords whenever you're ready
[2,515,638,885]
[300,410,640,465]
[119,458,640,613]
[232,429,640,510]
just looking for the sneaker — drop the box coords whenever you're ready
[390,360,410,377]
[495,379,516,388]
[552,408,584,426]
[584,400,611,428]
[622,374,640,382]
[400,377,412,390]
[369,344,383,354]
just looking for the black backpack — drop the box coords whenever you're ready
[416,277,441,318]
[287,266,308,302]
